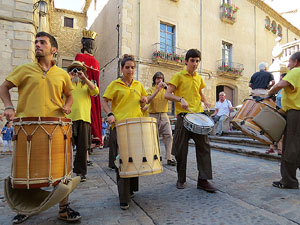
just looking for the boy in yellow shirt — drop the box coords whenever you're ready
[165,49,216,193]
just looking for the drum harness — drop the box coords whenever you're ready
[11,117,72,189]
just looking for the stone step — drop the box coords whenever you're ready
[209,135,269,148]
[210,142,280,161]
[222,130,248,137]
[189,140,280,161]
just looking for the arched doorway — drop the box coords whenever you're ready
[216,85,234,105]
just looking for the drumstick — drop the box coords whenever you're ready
[51,98,64,110]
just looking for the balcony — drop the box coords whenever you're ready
[217,60,244,79]
[279,39,300,64]
[220,3,239,25]
[152,43,187,68]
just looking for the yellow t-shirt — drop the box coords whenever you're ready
[282,67,300,111]
[103,78,147,121]
[6,62,73,117]
[147,86,168,113]
[168,69,206,115]
[67,83,99,123]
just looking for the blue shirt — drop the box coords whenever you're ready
[2,127,13,141]
[102,122,107,136]
[276,90,282,108]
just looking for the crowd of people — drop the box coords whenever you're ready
[0,30,300,224]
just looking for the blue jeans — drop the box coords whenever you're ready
[213,115,226,134]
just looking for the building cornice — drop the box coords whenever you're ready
[247,0,300,36]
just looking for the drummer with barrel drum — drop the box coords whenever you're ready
[103,54,163,210]
[165,49,217,193]
[0,32,81,224]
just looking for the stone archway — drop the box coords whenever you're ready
[216,85,235,105]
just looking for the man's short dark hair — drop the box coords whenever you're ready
[290,51,300,64]
[36,32,58,49]
[185,49,201,61]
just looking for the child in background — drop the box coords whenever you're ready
[2,121,13,154]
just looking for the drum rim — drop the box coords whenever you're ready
[13,117,71,123]
[184,113,214,127]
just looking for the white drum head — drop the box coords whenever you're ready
[185,113,214,127]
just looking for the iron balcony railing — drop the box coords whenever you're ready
[217,59,244,75]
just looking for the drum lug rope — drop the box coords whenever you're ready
[139,117,152,174]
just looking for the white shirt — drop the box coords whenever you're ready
[215,99,232,117]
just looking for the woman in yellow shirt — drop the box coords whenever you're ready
[102,54,147,210]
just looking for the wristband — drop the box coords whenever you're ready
[107,112,114,117]
[4,106,15,111]
[179,97,184,102]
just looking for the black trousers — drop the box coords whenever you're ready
[280,109,300,188]
[172,114,213,183]
[110,127,139,204]
[73,120,91,176]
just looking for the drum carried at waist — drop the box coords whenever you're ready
[11,117,72,189]
[232,98,286,145]
[183,113,214,135]
[115,117,162,178]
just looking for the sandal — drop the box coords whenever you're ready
[266,148,275,154]
[12,214,29,224]
[58,203,81,222]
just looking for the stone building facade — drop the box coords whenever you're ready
[90,0,300,110]
[0,0,89,113]
[50,7,88,70]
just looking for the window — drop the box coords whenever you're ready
[160,23,175,54]
[64,17,74,28]
[277,24,282,36]
[222,41,232,66]
[62,59,73,71]
[265,16,270,26]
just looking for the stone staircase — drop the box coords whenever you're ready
[208,130,281,160]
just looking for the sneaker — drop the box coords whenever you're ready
[120,203,129,210]
[167,159,176,166]
[80,175,87,182]
[87,160,93,166]
[197,179,217,193]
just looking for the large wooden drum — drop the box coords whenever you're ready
[11,117,72,189]
[116,117,163,178]
[232,99,286,144]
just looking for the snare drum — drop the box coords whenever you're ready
[232,99,285,144]
[116,117,162,178]
[11,117,72,189]
[183,113,214,135]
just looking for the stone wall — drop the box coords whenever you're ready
[50,8,87,69]
[0,0,39,115]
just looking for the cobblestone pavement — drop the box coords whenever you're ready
[0,144,300,225]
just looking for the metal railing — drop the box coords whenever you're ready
[217,59,244,75]
[220,3,238,23]
[152,43,187,63]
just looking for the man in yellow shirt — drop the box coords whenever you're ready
[0,32,80,223]
[67,61,99,182]
[147,72,176,166]
[268,52,300,189]
[165,49,216,193]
